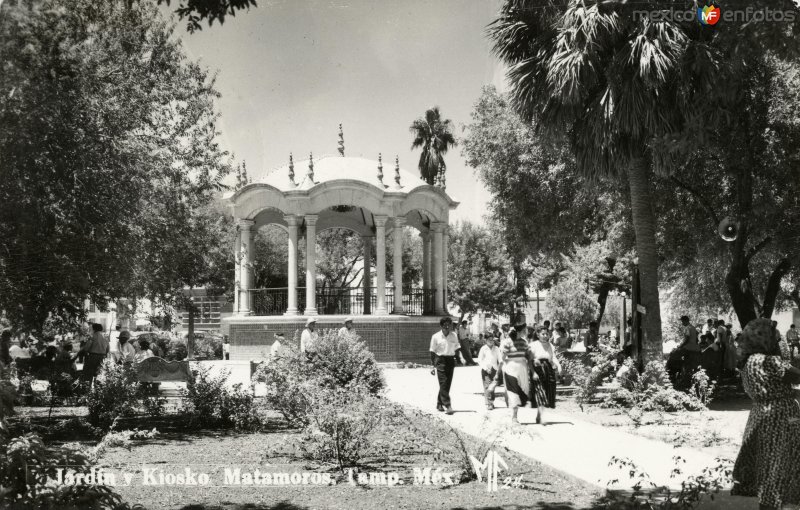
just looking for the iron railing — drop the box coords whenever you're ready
[248,287,436,316]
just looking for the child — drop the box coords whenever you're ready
[477,334,501,410]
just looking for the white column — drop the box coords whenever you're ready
[363,236,373,315]
[392,217,406,314]
[233,227,241,313]
[442,224,449,312]
[238,219,255,314]
[304,214,318,315]
[421,231,431,314]
[432,222,444,315]
[375,216,388,315]
[285,215,300,315]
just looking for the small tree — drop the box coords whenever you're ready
[447,221,516,321]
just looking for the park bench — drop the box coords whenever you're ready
[134,357,192,399]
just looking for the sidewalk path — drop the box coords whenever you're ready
[383,366,757,510]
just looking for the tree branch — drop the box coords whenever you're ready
[745,236,773,263]
[668,176,720,225]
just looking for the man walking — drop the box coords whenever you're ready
[679,315,701,388]
[457,320,476,366]
[82,323,109,382]
[787,324,799,359]
[430,317,460,415]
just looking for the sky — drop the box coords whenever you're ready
[171,0,506,225]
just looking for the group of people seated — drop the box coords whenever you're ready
[2,323,159,385]
[666,315,799,387]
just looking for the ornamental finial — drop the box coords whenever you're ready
[308,152,314,182]
[394,155,402,189]
[439,162,446,190]
[288,153,295,185]
[338,124,344,156]
[377,153,384,183]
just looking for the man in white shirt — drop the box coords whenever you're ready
[300,317,319,360]
[429,317,460,414]
[477,336,501,410]
[270,333,286,359]
[108,325,121,362]
[338,317,355,338]
[9,339,31,360]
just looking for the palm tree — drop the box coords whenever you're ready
[410,107,457,185]
[487,1,708,362]
[489,1,799,364]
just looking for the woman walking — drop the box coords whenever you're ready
[530,327,561,424]
[732,318,800,510]
[501,329,532,424]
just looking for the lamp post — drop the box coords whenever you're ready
[620,291,627,352]
[185,293,196,361]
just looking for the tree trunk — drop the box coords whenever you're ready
[725,165,759,328]
[596,286,610,325]
[761,258,791,318]
[625,157,663,362]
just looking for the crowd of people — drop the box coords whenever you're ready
[1,322,170,385]
[430,317,564,424]
[667,315,800,389]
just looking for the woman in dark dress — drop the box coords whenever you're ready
[529,327,560,424]
[732,318,800,510]
[501,330,532,424]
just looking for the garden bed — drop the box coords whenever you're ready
[11,407,604,510]
[555,390,749,461]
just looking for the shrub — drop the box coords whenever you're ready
[181,365,265,431]
[307,329,385,394]
[83,360,142,430]
[602,359,709,413]
[0,363,134,509]
[165,340,188,361]
[574,347,619,408]
[604,456,733,509]
[292,387,388,470]
[253,347,315,427]
[254,330,385,427]
[193,334,223,360]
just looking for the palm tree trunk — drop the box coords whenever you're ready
[625,157,663,363]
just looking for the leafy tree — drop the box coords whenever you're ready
[156,0,258,33]
[462,87,632,321]
[546,278,599,331]
[410,107,456,185]
[0,0,230,335]
[447,221,515,321]
[654,57,800,326]
[387,227,423,288]
[316,229,365,291]
[488,0,800,358]
[252,226,290,289]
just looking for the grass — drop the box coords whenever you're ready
[12,407,604,510]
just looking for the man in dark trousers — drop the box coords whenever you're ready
[430,317,460,415]
[457,320,476,366]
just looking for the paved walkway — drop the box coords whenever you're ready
[383,366,758,510]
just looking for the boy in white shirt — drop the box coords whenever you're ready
[477,337,501,410]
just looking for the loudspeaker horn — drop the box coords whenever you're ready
[718,216,738,242]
